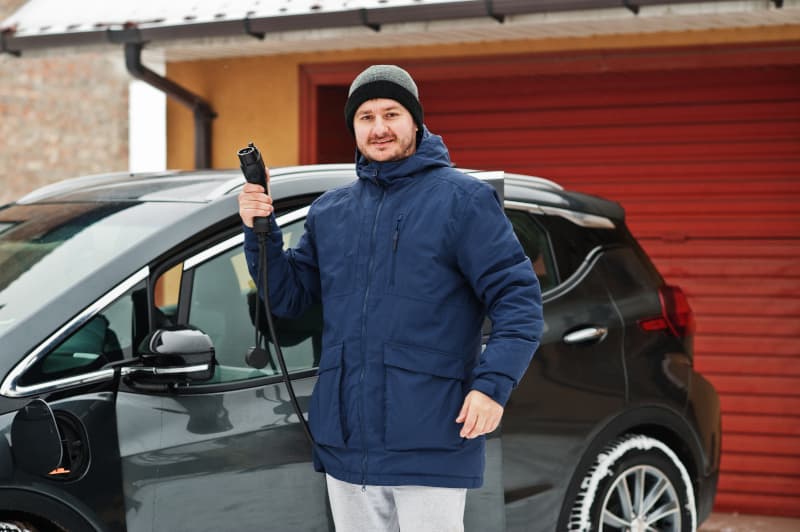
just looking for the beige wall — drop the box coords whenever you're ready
[0,0,130,205]
[166,24,799,171]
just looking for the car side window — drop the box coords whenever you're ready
[534,214,610,283]
[185,218,322,385]
[506,209,557,292]
[154,262,182,326]
[18,281,146,387]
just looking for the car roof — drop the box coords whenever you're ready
[13,164,624,221]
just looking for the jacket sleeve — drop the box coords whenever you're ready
[243,209,321,319]
[454,182,544,407]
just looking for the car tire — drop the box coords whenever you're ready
[0,515,60,532]
[0,520,29,532]
[567,434,697,532]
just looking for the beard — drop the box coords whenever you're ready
[358,133,416,162]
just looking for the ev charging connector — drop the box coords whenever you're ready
[238,142,313,444]
[238,142,272,235]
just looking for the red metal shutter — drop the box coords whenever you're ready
[422,63,800,517]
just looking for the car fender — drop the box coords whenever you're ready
[0,434,12,481]
[556,403,706,530]
[0,484,107,532]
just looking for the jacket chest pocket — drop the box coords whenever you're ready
[309,343,347,448]
[386,216,454,298]
[383,342,466,451]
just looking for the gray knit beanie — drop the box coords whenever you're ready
[344,65,424,136]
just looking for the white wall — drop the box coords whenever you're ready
[128,58,166,173]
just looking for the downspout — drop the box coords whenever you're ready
[124,42,216,169]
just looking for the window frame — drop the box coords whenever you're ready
[181,206,311,272]
[1,267,150,398]
[503,200,617,302]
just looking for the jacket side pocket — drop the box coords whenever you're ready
[384,342,465,451]
[309,343,346,448]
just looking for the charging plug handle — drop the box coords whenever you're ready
[238,142,271,235]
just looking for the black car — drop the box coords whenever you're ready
[0,166,720,532]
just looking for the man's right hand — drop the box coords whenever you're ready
[238,183,274,228]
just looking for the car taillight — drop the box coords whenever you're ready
[639,285,695,338]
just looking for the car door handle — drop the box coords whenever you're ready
[563,327,608,344]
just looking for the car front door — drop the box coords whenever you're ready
[116,207,330,532]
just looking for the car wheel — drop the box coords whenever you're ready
[568,434,696,532]
[0,512,66,532]
[0,519,39,532]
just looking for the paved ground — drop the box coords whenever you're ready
[700,513,800,531]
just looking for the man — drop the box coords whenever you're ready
[238,65,543,531]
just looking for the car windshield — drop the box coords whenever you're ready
[0,201,195,339]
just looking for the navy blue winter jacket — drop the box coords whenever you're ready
[243,128,543,488]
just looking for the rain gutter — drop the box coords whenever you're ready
[123,40,216,169]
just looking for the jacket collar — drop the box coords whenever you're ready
[355,127,452,187]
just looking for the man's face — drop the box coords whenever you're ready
[353,98,418,162]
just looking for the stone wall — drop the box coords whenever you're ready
[0,0,129,204]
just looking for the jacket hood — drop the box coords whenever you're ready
[355,126,453,187]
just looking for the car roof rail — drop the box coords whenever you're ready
[461,168,562,191]
[503,173,564,191]
[16,171,180,204]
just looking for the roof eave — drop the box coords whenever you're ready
[2,0,750,55]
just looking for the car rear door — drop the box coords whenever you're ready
[500,205,627,532]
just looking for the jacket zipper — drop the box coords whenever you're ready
[359,182,386,489]
[390,214,403,288]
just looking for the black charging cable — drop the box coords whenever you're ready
[238,142,313,445]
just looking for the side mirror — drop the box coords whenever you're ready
[123,326,215,385]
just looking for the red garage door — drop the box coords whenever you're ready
[302,44,800,516]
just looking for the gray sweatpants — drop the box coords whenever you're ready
[325,474,467,532]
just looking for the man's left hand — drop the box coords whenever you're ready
[456,390,504,439]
